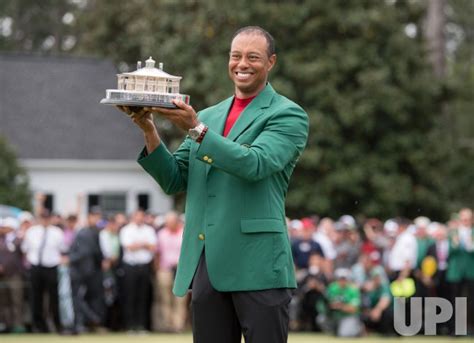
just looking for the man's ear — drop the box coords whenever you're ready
[267,54,277,72]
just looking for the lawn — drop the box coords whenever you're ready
[0,333,472,343]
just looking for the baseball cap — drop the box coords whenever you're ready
[414,216,430,228]
[370,268,384,279]
[368,250,381,264]
[1,217,20,230]
[383,219,398,237]
[338,215,356,230]
[19,211,34,223]
[289,219,303,231]
[334,268,352,280]
[301,217,315,230]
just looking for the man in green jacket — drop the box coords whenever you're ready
[446,208,474,334]
[118,26,309,342]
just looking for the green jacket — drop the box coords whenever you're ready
[138,84,309,296]
[446,227,474,282]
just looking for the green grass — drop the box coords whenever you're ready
[0,333,472,343]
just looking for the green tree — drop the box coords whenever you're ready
[441,0,474,212]
[72,0,450,219]
[0,0,78,53]
[5,0,468,219]
[270,1,448,220]
[0,136,32,211]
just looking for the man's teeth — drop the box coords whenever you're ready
[237,72,251,78]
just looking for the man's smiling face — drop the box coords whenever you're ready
[228,33,276,99]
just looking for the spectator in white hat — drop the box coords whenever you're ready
[387,218,417,280]
[333,216,360,270]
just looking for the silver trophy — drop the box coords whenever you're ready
[100,56,190,109]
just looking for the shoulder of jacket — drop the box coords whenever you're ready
[272,92,303,109]
[270,93,307,118]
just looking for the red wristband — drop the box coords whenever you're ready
[196,126,208,143]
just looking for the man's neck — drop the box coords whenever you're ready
[234,82,266,99]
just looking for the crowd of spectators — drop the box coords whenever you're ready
[0,202,472,337]
[0,203,188,335]
[288,208,473,337]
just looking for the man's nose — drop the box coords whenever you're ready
[237,56,250,68]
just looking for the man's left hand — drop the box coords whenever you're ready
[150,98,199,131]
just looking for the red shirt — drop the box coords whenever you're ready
[222,95,256,137]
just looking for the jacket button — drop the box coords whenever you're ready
[198,233,205,241]
[203,155,209,161]
[207,158,213,164]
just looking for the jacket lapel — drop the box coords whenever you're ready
[202,97,233,176]
[204,83,276,176]
[226,83,275,142]
[204,96,233,136]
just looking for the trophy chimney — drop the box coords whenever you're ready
[159,62,163,70]
[145,56,155,68]
[137,61,142,69]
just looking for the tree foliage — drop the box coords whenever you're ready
[0,137,32,211]
[0,0,78,53]
[441,0,474,212]
[0,0,471,219]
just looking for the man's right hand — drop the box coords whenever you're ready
[117,106,161,153]
[116,106,155,133]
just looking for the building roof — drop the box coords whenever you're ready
[0,53,145,160]
[124,57,181,79]
[124,67,181,79]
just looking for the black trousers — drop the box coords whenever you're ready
[122,263,151,330]
[191,254,292,343]
[71,271,104,329]
[447,279,474,334]
[29,265,60,332]
[300,289,325,331]
[363,306,394,335]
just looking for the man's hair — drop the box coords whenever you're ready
[395,217,412,229]
[232,26,275,57]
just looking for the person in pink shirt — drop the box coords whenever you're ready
[154,211,187,332]
[63,215,78,251]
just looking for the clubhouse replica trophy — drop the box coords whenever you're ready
[100,56,190,108]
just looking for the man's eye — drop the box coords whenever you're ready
[248,55,260,61]
[231,54,241,60]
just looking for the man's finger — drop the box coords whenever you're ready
[117,105,134,116]
[150,107,175,114]
[152,107,181,117]
[130,111,146,120]
[172,98,193,112]
[117,105,129,114]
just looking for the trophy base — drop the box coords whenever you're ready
[100,89,190,109]
[100,98,179,109]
